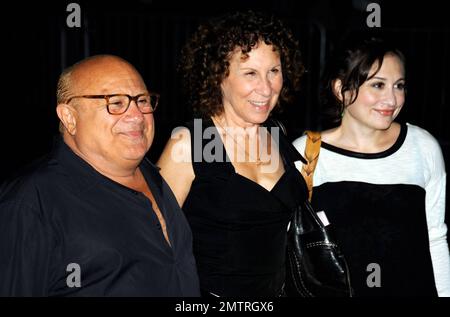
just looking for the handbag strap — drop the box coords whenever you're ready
[301,131,321,202]
[269,117,287,136]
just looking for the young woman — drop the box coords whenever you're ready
[293,37,450,296]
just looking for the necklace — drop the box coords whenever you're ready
[212,116,265,165]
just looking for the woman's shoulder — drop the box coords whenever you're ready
[157,125,193,168]
[292,127,334,154]
[404,123,446,173]
[292,133,307,153]
[405,123,443,153]
[167,117,213,147]
[406,123,438,141]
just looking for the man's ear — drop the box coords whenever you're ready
[56,103,78,135]
[332,79,343,102]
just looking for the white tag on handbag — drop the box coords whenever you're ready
[317,210,330,226]
[287,210,329,231]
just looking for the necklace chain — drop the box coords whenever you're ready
[212,117,264,165]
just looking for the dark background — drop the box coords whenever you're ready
[2,0,449,237]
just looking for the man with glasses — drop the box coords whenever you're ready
[0,55,200,296]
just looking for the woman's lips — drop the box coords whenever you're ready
[374,109,395,116]
[249,100,270,112]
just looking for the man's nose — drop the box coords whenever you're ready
[124,100,145,120]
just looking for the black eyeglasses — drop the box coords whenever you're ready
[66,93,159,115]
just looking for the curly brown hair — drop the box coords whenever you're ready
[179,10,305,118]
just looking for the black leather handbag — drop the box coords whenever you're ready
[285,199,353,297]
[284,131,353,297]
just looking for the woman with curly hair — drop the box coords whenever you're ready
[157,10,308,296]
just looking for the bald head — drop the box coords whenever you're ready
[57,55,145,105]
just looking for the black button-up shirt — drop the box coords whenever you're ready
[0,137,200,296]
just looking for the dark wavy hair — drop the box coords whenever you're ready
[321,36,406,125]
[179,10,305,118]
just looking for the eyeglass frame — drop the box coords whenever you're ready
[65,92,159,115]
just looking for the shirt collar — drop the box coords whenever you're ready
[51,135,162,193]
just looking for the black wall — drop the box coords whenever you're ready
[2,1,449,229]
